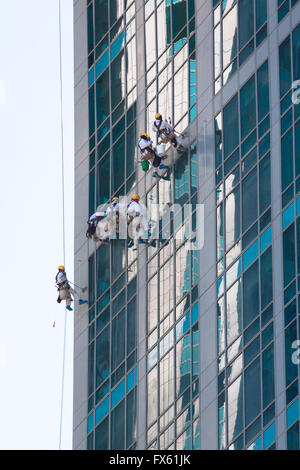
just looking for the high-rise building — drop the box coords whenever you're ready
[73,0,300,450]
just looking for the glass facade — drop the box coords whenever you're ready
[279,23,300,450]
[215,62,276,449]
[74,0,300,451]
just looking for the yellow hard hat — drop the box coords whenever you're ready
[155,113,162,119]
[112,197,119,202]
[131,194,140,202]
[58,265,65,271]
[140,132,148,138]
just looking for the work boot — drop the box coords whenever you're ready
[79,300,88,305]
[66,306,73,311]
[159,164,168,170]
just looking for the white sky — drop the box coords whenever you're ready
[0,0,75,449]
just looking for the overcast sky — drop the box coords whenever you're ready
[0,0,75,449]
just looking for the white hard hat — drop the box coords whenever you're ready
[95,212,102,217]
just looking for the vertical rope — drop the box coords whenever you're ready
[58,0,67,451]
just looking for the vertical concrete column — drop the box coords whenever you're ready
[73,0,90,450]
[195,0,218,450]
[135,0,148,450]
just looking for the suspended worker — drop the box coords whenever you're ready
[152,113,184,150]
[138,132,168,178]
[56,265,88,311]
[86,212,103,239]
[127,194,151,239]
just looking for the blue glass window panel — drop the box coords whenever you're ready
[89,67,95,87]
[95,396,109,426]
[256,24,267,47]
[263,403,275,427]
[223,94,239,159]
[240,76,256,140]
[247,435,262,450]
[257,61,269,121]
[281,91,292,115]
[297,196,300,216]
[189,104,196,122]
[259,154,271,214]
[111,379,125,409]
[285,299,297,326]
[263,422,276,449]
[292,24,300,82]
[96,325,110,388]
[245,358,261,426]
[287,399,299,428]
[111,32,125,61]
[242,168,258,232]
[127,367,137,393]
[238,0,254,50]
[259,132,270,158]
[88,412,94,433]
[242,129,256,157]
[278,0,289,22]
[259,115,270,138]
[256,0,267,30]
[95,50,109,79]
[262,322,273,349]
[260,208,271,232]
[239,39,254,67]
[192,302,199,324]
[287,420,300,450]
[281,108,293,135]
[243,240,259,271]
[243,261,259,327]
[147,346,158,370]
[242,147,257,175]
[111,400,125,449]
[224,148,239,176]
[260,226,272,252]
[283,224,295,287]
[244,336,260,367]
[279,36,291,98]
[284,281,296,304]
[261,247,273,309]
[245,416,261,446]
[283,202,295,229]
[281,129,294,191]
[176,311,191,341]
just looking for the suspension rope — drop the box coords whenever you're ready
[58,0,67,451]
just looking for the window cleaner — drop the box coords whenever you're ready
[86,212,103,239]
[138,132,168,179]
[152,113,185,151]
[127,194,151,243]
[56,265,88,311]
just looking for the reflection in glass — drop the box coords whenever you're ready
[226,279,242,345]
[222,6,237,70]
[225,185,240,250]
[227,375,243,443]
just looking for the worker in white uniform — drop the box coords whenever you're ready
[138,132,168,178]
[56,265,88,311]
[152,113,181,148]
[127,194,151,239]
[87,212,103,239]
